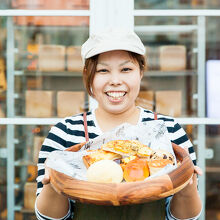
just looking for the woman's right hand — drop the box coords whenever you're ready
[41,142,86,185]
[42,161,50,185]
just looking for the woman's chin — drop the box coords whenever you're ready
[103,105,135,115]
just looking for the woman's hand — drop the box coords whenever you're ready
[177,147,203,196]
[170,146,203,219]
[41,142,86,185]
[42,160,50,185]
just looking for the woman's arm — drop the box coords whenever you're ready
[36,184,70,219]
[35,119,73,219]
[170,166,202,219]
[35,166,70,219]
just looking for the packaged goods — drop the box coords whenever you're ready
[57,91,85,117]
[38,45,66,72]
[159,45,186,71]
[25,90,54,117]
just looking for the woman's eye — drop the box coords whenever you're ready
[122,68,132,72]
[97,69,108,73]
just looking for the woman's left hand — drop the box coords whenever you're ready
[177,147,203,196]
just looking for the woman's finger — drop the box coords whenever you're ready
[65,142,86,152]
[42,163,50,185]
[194,165,203,176]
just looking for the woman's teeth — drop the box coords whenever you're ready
[106,92,126,98]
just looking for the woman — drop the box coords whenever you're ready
[35,29,202,220]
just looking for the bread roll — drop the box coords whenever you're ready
[123,158,149,182]
[87,160,123,183]
[150,149,174,164]
[148,159,173,175]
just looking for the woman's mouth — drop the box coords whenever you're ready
[105,91,126,101]
[106,92,126,98]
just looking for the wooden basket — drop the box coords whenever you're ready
[49,143,194,206]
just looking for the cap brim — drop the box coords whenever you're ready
[85,42,145,59]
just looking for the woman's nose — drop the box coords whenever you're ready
[109,72,122,85]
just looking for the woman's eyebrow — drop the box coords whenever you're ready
[97,60,132,67]
[97,62,108,66]
[119,60,132,66]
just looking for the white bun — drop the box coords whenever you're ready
[87,160,123,183]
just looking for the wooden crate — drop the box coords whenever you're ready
[159,45,186,71]
[155,90,182,117]
[25,90,54,117]
[57,91,85,117]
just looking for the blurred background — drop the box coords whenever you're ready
[0,0,220,219]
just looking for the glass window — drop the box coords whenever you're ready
[135,16,198,117]
[134,0,220,9]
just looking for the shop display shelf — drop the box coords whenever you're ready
[15,70,82,77]
[206,166,220,173]
[144,69,196,77]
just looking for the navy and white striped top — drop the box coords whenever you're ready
[35,107,198,220]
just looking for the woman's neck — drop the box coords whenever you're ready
[94,106,141,133]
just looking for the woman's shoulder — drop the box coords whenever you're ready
[140,107,175,123]
[57,111,93,126]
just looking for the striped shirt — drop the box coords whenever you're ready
[35,107,198,220]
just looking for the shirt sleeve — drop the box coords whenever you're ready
[36,119,69,196]
[170,119,197,165]
[165,197,202,220]
[35,199,74,220]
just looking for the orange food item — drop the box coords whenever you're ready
[148,159,173,175]
[123,158,150,182]
[102,140,153,157]
[83,149,122,168]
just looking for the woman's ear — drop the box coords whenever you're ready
[140,70,144,79]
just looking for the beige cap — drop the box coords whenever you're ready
[81,28,145,62]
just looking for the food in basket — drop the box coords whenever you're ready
[150,149,175,165]
[86,160,123,183]
[101,140,154,157]
[122,157,150,182]
[83,149,122,168]
[83,140,175,183]
[148,159,173,175]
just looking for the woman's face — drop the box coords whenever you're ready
[92,50,142,115]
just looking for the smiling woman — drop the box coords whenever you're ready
[35,29,202,220]
[92,50,142,126]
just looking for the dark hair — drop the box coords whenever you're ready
[83,51,146,97]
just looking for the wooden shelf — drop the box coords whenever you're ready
[15,70,82,77]
[206,166,220,173]
[14,69,197,77]
[144,69,196,77]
